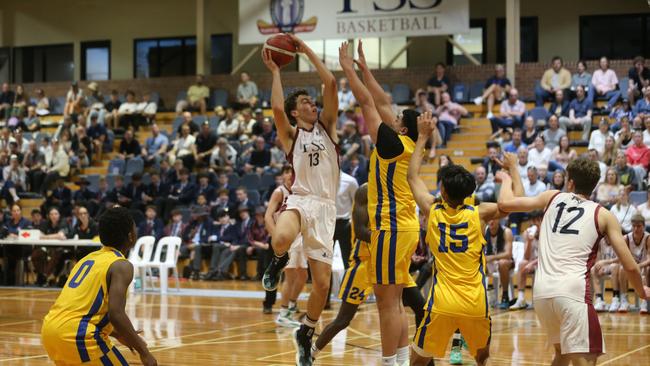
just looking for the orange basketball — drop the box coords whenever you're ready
[264,34,296,68]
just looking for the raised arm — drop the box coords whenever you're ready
[338,42,381,143]
[287,34,338,137]
[600,209,650,299]
[261,49,295,154]
[352,184,371,243]
[498,171,558,213]
[356,41,396,126]
[407,112,436,214]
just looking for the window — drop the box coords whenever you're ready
[81,41,110,81]
[580,14,650,60]
[298,37,407,72]
[134,37,196,78]
[496,17,538,63]
[12,44,74,83]
[0,48,9,83]
[211,34,233,74]
[447,19,486,65]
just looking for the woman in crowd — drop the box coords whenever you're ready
[610,189,637,233]
[70,205,99,259]
[594,167,624,209]
[548,170,566,191]
[635,188,650,232]
[521,116,538,145]
[550,135,577,170]
[615,117,633,150]
[601,135,617,166]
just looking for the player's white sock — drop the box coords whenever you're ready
[381,355,397,366]
[303,316,317,329]
[288,300,297,310]
[280,306,289,316]
[396,346,409,365]
[518,290,525,300]
[311,343,320,358]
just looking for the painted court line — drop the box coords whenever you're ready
[597,344,650,365]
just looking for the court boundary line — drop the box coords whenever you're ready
[597,344,650,365]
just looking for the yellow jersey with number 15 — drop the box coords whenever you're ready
[424,198,489,318]
[368,134,419,232]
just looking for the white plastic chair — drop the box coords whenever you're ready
[145,236,182,294]
[128,236,156,292]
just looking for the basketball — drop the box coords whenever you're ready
[263,34,296,68]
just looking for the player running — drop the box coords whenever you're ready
[41,206,157,366]
[265,166,308,327]
[498,158,650,365]
[407,113,524,366]
[260,34,339,366]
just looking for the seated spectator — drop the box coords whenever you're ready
[610,190,637,233]
[248,206,271,280]
[414,88,434,114]
[41,139,70,194]
[627,56,650,105]
[104,90,121,130]
[71,205,98,239]
[203,210,238,281]
[626,130,650,188]
[63,82,84,117]
[337,77,356,119]
[528,136,552,169]
[516,147,532,182]
[176,74,209,116]
[609,100,634,132]
[346,153,368,185]
[435,91,467,147]
[107,175,128,207]
[217,109,240,139]
[210,137,238,171]
[71,125,92,166]
[238,109,257,138]
[232,205,255,280]
[473,64,511,119]
[535,56,571,106]
[482,146,501,180]
[260,117,277,145]
[23,106,41,132]
[212,189,233,216]
[548,90,570,119]
[32,207,71,286]
[165,159,184,186]
[237,71,259,108]
[244,136,271,174]
[614,150,636,188]
[550,135,577,170]
[588,148,608,184]
[137,205,164,240]
[548,170,566,191]
[233,186,256,214]
[2,204,31,285]
[87,113,107,160]
[118,129,141,160]
[426,63,449,106]
[170,124,196,171]
[588,119,613,156]
[594,167,624,209]
[180,206,214,280]
[570,60,591,96]
[541,115,566,150]
[195,121,217,167]
[590,56,621,111]
[85,82,105,123]
[269,137,287,173]
[168,167,197,207]
[117,90,140,131]
[142,124,168,168]
[340,121,362,163]
[489,88,526,132]
[484,219,514,309]
[34,88,50,116]
[55,115,76,141]
[142,171,169,212]
[521,116,538,146]
[601,136,617,166]
[196,173,216,203]
[123,173,146,211]
[0,83,14,121]
[474,166,495,202]
[2,154,25,204]
[23,141,45,192]
[559,85,592,141]
[177,111,199,136]
[136,92,158,124]
[489,127,511,148]
[635,189,650,230]
[524,166,547,197]
[634,86,650,118]
[164,209,186,238]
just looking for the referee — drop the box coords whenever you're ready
[335,170,358,269]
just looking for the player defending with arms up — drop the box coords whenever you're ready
[408,114,524,366]
[498,158,650,365]
[260,34,339,366]
[41,206,157,366]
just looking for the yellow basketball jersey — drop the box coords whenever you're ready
[42,246,128,362]
[424,198,489,318]
[368,135,419,232]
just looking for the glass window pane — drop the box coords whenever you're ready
[45,45,73,82]
[85,47,109,80]
[380,37,406,69]
[354,38,380,69]
[211,34,233,74]
[324,39,347,71]
[299,40,324,72]
[135,40,157,78]
[452,28,483,65]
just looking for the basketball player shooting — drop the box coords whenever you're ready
[498,158,650,366]
[260,33,339,366]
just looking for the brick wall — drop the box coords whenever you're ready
[20,59,635,109]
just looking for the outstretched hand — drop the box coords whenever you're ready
[416,111,436,137]
[354,40,368,71]
[261,48,279,73]
[285,33,308,53]
[495,152,518,171]
[339,42,354,71]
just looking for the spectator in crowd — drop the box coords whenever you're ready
[23,141,45,192]
[559,85,593,141]
[484,219,514,309]
[435,91,467,147]
[610,101,634,132]
[167,167,197,209]
[340,121,362,163]
[180,206,214,280]
[24,106,41,132]
[548,170,566,191]
[71,126,92,167]
[237,72,259,108]
[482,146,501,180]
[137,205,164,241]
[635,87,650,118]
[548,89,570,119]
[541,115,566,150]
[628,56,650,105]
[117,129,141,160]
[176,74,210,115]
[170,124,196,171]
[571,60,592,95]
[2,204,31,284]
[535,56,571,106]
[85,82,105,122]
[524,166,547,197]
[345,154,368,185]
[337,77,356,116]
[268,137,287,173]
[635,189,650,230]
[601,136,617,166]
[204,210,237,281]
[239,109,258,138]
[34,88,50,116]
[87,113,107,160]
[104,90,121,130]
[588,149,608,184]
[474,166,495,202]
[164,209,186,238]
[427,63,449,106]
[217,109,240,139]
[212,189,232,217]
[643,117,650,145]
[117,90,140,130]
[614,150,636,189]
[195,121,217,167]
[142,123,168,168]
[521,116,538,146]
[528,135,552,169]
[2,154,25,204]
[210,137,238,171]
[489,88,526,132]
[64,82,84,117]
[473,64,511,119]
[196,173,216,204]
[232,205,254,280]
[594,167,624,209]
[0,83,14,121]
[41,139,70,194]
[177,111,200,136]
[588,118,613,156]
[232,187,255,214]
[244,137,271,174]
[55,116,76,141]
[142,172,169,214]
[122,173,146,211]
[590,56,621,111]
[550,135,577,170]
[503,128,526,153]
[248,206,270,280]
[32,207,71,286]
[136,92,158,124]
[610,190,637,233]
[626,130,650,188]
[414,88,434,113]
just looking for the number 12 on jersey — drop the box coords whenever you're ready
[438,222,469,253]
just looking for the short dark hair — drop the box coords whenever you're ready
[402,109,420,142]
[281,165,293,174]
[438,164,476,207]
[284,89,309,125]
[577,59,587,69]
[566,158,601,196]
[552,56,562,64]
[31,209,41,216]
[98,206,135,250]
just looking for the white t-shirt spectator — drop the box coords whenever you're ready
[588,130,613,156]
[217,119,239,137]
[528,147,552,168]
[636,201,650,227]
[338,89,356,111]
[136,101,158,115]
[524,179,546,197]
[173,135,196,158]
[118,102,138,115]
[210,144,238,167]
[610,203,636,233]
[517,161,534,183]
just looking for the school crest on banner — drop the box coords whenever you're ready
[256,0,318,35]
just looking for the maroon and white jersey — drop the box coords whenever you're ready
[534,192,602,304]
[272,184,291,221]
[289,122,339,201]
[624,232,649,263]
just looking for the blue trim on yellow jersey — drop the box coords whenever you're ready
[374,159,383,230]
[342,243,362,301]
[386,162,397,230]
[388,232,397,283]
[463,205,475,211]
[99,353,113,365]
[426,257,438,311]
[478,250,488,318]
[94,313,111,354]
[434,204,444,210]
[112,346,128,366]
[376,231,385,283]
[111,249,123,258]
[76,288,105,362]
[417,311,432,348]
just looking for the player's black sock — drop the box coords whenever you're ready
[298,316,317,339]
[501,291,509,302]
[613,290,620,298]
[451,330,462,348]
[596,294,603,300]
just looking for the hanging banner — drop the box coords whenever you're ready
[239,0,469,44]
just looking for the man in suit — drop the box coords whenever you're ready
[205,210,240,281]
[42,177,73,218]
[123,172,147,212]
[164,209,186,238]
[143,171,169,218]
[344,154,368,185]
[180,206,214,280]
[72,178,98,217]
[164,168,196,220]
[137,205,164,241]
[232,205,254,280]
[196,173,216,204]
[231,187,255,215]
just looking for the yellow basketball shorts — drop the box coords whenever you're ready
[338,257,373,305]
[46,346,129,366]
[369,230,419,285]
[412,311,491,358]
[42,324,129,366]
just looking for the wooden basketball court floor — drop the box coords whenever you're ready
[1,282,649,366]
